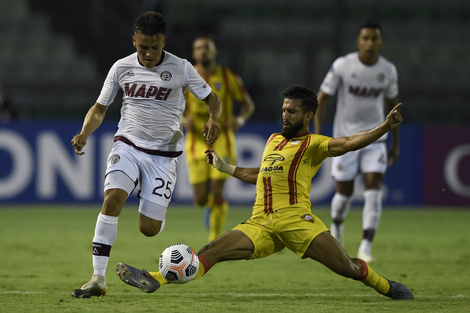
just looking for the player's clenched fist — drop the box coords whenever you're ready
[71,134,88,155]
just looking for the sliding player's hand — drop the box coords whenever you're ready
[205,149,235,175]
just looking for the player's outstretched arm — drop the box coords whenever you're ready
[328,103,403,157]
[71,102,108,155]
[205,149,259,184]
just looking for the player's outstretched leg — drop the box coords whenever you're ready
[72,274,107,298]
[385,279,414,300]
[116,263,160,293]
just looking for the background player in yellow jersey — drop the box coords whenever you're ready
[117,86,413,300]
[183,37,255,241]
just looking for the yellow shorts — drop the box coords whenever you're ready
[233,209,329,259]
[185,130,236,184]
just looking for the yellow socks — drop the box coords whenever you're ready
[149,271,168,286]
[194,193,228,242]
[209,201,228,241]
[357,259,390,295]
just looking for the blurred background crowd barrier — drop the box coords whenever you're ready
[1,121,468,206]
[0,0,468,206]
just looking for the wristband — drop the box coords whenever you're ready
[236,116,245,127]
[210,151,236,175]
[220,163,236,176]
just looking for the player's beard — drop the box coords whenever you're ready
[281,120,303,140]
[200,58,212,67]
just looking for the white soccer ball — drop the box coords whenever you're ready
[159,244,199,284]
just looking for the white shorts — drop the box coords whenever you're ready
[331,142,387,181]
[104,141,178,212]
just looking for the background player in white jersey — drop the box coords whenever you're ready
[71,11,222,298]
[315,21,399,262]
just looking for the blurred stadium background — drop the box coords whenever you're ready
[0,0,468,207]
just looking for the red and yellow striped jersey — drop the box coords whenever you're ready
[252,133,333,217]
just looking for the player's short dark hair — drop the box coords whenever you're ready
[360,20,382,34]
[134,11,166,36]
[193,36,216,47]
[283,86,318,115]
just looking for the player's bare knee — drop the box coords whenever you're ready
[212,193,224,205]
[194,194,209,207]
[139,224,160,237]
[102,192,125,215]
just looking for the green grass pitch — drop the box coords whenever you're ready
[1,204,469,312]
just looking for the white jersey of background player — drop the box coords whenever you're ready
[322,52,398,140]
[315,21,399,263]
[71,11,221,298]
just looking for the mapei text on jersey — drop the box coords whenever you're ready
[348,86,383,98]
[124,83,172,100]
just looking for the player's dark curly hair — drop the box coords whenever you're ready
[283,86,318,115]
[134,11,166,36]
[360,20,382,34]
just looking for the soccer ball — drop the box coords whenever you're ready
[159,244,199,284]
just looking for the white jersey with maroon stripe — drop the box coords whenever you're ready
[320,52,398,140]
[97,51,212,152]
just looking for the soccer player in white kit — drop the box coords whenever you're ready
[71,11,222,298]
[315,21,399,263]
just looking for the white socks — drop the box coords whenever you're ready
[362,189,382,233]
[330,192,352,245]
[331,189,382,253]
[92,213,118,276]
[359,189,382,255]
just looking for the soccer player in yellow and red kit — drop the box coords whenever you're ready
[183,37,255,241]
[117,86,413,300]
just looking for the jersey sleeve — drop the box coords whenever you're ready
[384,63,399,99]
[184,60,212,100]
[96,62,121,106]
[311,135,333,165]
[319,57,344,96]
